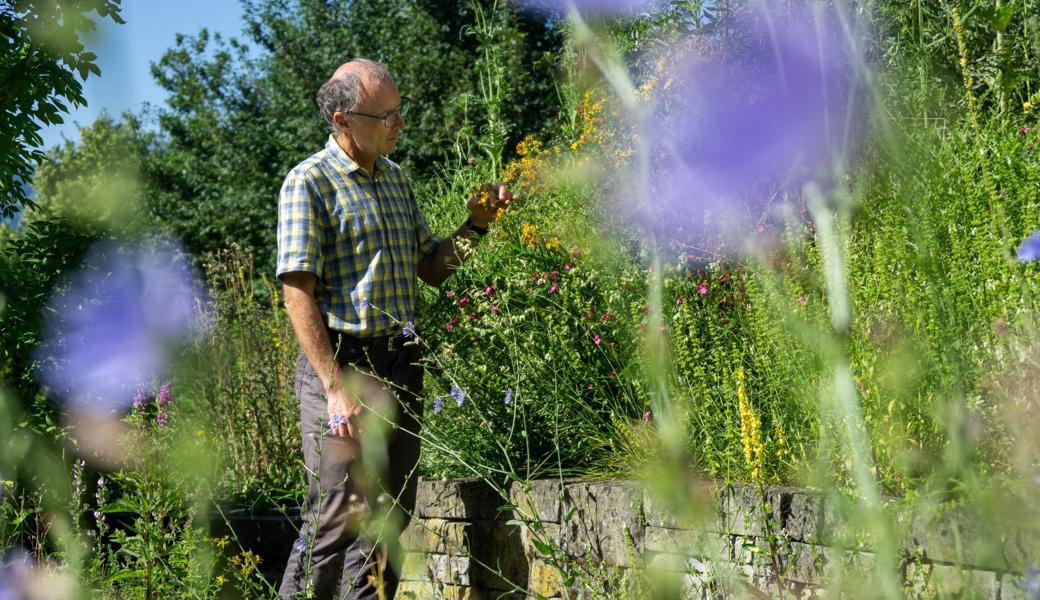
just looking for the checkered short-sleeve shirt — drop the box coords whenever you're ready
[276,135,440,336]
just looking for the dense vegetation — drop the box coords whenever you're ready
[4,0,1040,597]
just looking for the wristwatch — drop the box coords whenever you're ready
[465,217,488,236]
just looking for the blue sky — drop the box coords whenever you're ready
[39,0,250,150]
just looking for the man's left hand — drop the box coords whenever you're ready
[467,183,514,228]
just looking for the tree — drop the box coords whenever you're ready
[142,0,562,274]
[0,0,124,218]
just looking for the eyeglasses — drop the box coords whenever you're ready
[344,97,411,128]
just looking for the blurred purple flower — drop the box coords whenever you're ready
[504,388,513,405]
[1018,230,1040,263]
[0,550,33,600]
[403,321,416,339]
[1020,565,1040,599]
[296,539,308,553]
[433,397,443,414]
[450,384,465,407]
[36,238,211,413]
[631,3,863,249]
[514,0,655,16]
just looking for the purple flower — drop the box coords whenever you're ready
[433,397,442,414]
[450,384,465,407]
[35,238,211,413]
[328,415,346,430]
[627,3,862,250]
[359,297,369,309]
[0,549,34,599]
[1019,565,1040,598]
[403,321,416,339]
[296,539,308,553]
[1018,230,1040,263]
[504,388,513,405]
[514,0,655,16]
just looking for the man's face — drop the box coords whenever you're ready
[342,80,405,160]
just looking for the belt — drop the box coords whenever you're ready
[328,329,410,355]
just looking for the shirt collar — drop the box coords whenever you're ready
[325,134,391,177]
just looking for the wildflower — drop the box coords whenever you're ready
[446,316,459,332]
[675,297,683,306]
[459,297,470,307]
[698,283,708,296]
[600,311,613,322]
[1019,565,1040,598]
[156,380,173,428]
[328,415,346,430]
[296,539,308,553]
[548,283,559,294]
[521,223,540,248]
[215,536,229,550]
[1018,230,1040,263]
[799,295,808,306]
[36,238,211,412]
[643,410,652,423]
[563,263,573,271]
[504,388,513,405]
[593,335,602,345]
[445,290,456,299]
[1026,102,1035,112]
[608,370,616,377]
[1020,126,1032,136]
[131,385,147,414]
[359,297,369,309]
[216,575,227,586]
[467,156,477,166]
[450,385,465,407]
[403,321,416,339]
[490,306,499,315]
[484,284,497,295]
[433,397,442,414]
[736,368,765,482]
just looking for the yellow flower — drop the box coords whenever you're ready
[215,576,227,586]
[520,223,540,249]
[544,237,562,252]
[214,536,229,550]
[1026,102,1034,112]
[736,368,765,482]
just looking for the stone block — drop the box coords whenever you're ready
[642,480,723,530]
[415,478,506,520]
[401,518,468,554]
[719,484,828,543]
[1000,572,1034,600]
[905,562,999,598]
[559,481,646,567]
[528,558,565,598]
[509,480,566,524]
[470,520,529,592]
[909,508,1037,573]
[396,580,488,600]
[643,527,730,561]
[400,552,471,586]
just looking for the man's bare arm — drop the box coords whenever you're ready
[417,183,513,287]
[281,271,358,437]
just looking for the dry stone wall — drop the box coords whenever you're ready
[396,478,1037,599]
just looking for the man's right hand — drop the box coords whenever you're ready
[327,385,363,438]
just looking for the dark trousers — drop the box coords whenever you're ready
[279,343,424,600]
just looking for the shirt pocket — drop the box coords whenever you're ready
[330,199,378,258]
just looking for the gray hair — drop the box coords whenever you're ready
[316,58,395,132]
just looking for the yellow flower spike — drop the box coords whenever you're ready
[215,575,226,586]
[1026,102,1034,112]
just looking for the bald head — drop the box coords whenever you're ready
[317,58,396,131]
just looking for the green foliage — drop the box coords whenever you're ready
[140,0,562,274]
[0,0,124,218]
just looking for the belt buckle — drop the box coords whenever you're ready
[386,335,396,352]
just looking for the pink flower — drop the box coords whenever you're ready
[593,335,602,345]
[563,263,573,271]
[530,273,540,283]
[675,297,683,306]
[643,410,652,423]
[446,290,456,299]
[446,316,459,332]
[548,283,559,294]
[600,311,613,322]
[698,283,708,295]
[608,370,616,377]
[799,295,808,306]
[484,284,497,295]
[459,297,470,307]
[490,306,499,315]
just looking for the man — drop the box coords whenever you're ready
[276,58,511,599]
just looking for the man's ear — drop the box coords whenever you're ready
[333,111,350,132]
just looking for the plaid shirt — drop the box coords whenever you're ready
[276,135,439,337]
